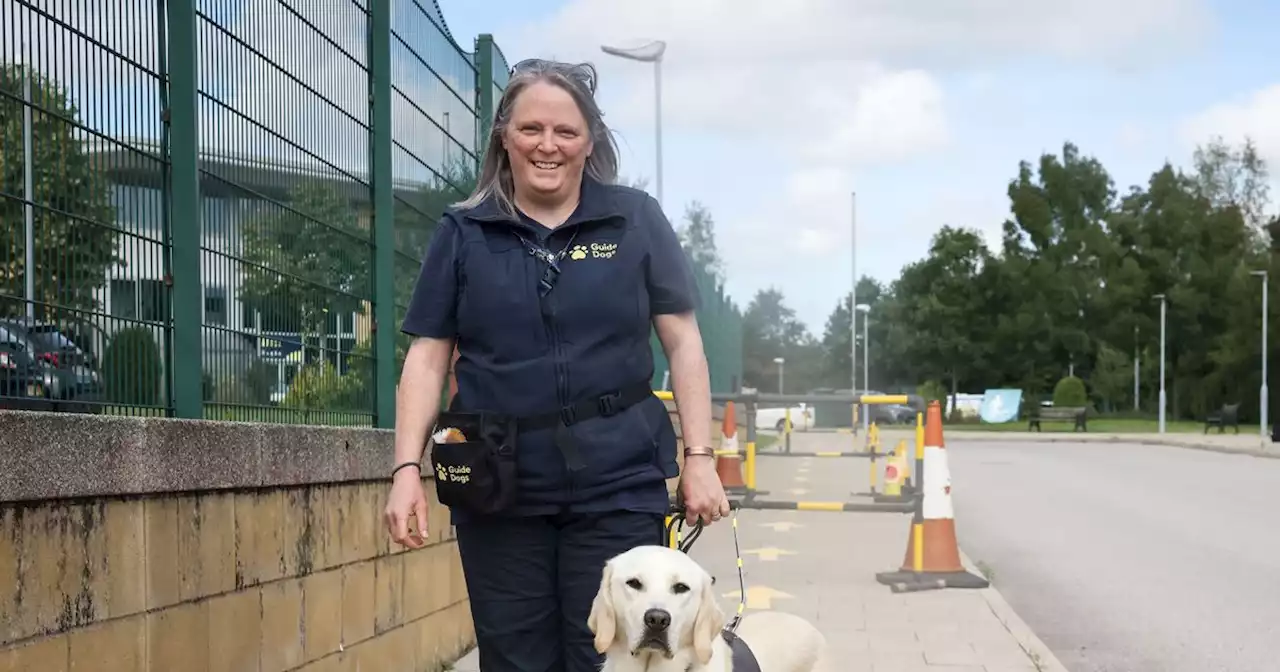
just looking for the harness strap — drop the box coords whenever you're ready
[721,630,762,672]
[515,380,654,471]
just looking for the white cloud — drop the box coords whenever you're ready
[508,0,1210,71]
[496,0,1212,268]
[1178,83,1280,164]
[603,58,949,168]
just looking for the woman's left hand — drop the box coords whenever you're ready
[680,455,730,525]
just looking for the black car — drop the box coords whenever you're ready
[0,318,104,404]
[0,324,57,403]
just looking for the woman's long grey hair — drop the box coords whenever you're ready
[456,59,621,219]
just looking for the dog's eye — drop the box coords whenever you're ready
[672,582,690,594]
[626,578,643,590]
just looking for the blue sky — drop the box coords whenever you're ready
[437,0,1280,333]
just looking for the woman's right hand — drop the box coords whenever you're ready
[385,468,430,548]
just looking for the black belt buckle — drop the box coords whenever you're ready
[597,391,621,417]
[559,404,578,427]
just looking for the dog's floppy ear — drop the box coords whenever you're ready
[691,570,725,665]
[587,561,617,654]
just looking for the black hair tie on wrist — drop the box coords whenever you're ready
[391,461,421,478]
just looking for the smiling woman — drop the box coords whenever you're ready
[383,58,729,672]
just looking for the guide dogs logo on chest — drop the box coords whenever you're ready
[570,242,618,260]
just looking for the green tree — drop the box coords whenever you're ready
[820,276,891,390]
[1191,135,1271,231]
[677,200,724,283]
[1090,342,1134,411]
[886,226,996,407]
[0,64,119,319]
[741,287,815,392]
[238,182,367,339]
[1001,142,1116,384]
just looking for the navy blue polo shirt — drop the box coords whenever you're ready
[401,176,700,524]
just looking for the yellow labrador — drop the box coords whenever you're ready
[588,545,831,671]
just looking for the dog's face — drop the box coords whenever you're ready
[587,545,725,665]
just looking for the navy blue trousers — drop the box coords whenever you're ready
[455,510,666,672]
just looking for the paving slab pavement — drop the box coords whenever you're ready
[453,432,1067,671]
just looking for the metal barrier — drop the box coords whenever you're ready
[656,390,924,513]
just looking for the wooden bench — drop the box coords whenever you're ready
[1204,402,1240,434]
[1027,405,1087,432]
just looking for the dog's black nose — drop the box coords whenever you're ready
[643,608,671,631]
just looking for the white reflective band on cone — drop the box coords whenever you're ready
[922,445,953,520]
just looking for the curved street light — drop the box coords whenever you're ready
[600,40,667,208]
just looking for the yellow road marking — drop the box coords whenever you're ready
[743,547,796,562]
[724,585,793,610]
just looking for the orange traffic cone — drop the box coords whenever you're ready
[872,441,912,504]
[875,400,988,592]
[715,401,748,495]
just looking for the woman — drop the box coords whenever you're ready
[383,58,729,672]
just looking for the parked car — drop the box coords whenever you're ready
[0,325,57,404]
[870,403,918,425]
[0,318,104,405]
[756,403,814,432]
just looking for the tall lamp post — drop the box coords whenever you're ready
[600,40,666,208]
[773,357,785,395]
[1252,270,1269,439]
[850,191,858,433]
[1153,293,1167,434]
[856,303,871,433]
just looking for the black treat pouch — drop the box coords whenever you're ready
[428,410,518,514]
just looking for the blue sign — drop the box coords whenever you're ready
[979,389,1022,423]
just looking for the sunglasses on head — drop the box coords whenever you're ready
[509,58,598,95]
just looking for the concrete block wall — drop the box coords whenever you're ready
[0,410,473,671]
[0,399,721,670]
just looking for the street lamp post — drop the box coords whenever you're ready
[600,40,666,207]
[773,357,785,395]
[1253,270,1269,439]
[1157,291,1167,430]
[856,303,871,433]
[850,191,858,433]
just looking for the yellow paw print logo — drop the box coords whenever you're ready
[569,245,589,260]
[436,463,447,480]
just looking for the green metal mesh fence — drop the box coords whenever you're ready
[649,263,745,395]
[1,0,745,426]
[1,0,506,427]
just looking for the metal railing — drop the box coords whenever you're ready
[0,0,508,427]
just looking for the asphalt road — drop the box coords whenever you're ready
[946,438,1280,672]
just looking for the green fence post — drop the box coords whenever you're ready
[165,0,202,418]
[475,34,496,165]
[369,0,395,428]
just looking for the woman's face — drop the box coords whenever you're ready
[503,80,593,203]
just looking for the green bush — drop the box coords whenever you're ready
[917,380,947,407]
[102,326,162,406]
[1052,376,1088,407]
[211,359,278,406]
[282,360,366,412]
